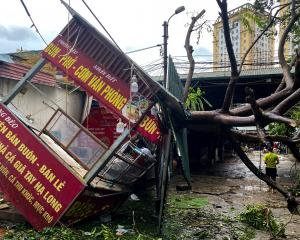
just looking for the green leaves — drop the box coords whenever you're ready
[238,204,285,237]
[268,103,300,137]
[184,87,212,111]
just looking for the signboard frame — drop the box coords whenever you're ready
[0,103,85,230]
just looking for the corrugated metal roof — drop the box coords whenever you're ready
[0,61,56,86]
[168,56,183,100]
[152,67,287,83]
[0,54,14,63]
[57,1,187,120]
[183,67,287,81]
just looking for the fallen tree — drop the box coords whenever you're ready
[183,0,300,213]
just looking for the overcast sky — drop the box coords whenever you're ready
[0,0,251,69]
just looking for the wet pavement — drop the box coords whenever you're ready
[166,151,300,240]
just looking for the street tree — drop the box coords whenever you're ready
[183,0,300,213]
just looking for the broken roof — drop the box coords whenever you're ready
[58,0,187,120]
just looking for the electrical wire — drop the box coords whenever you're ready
[81,0,123,52]
[19,0,48,45]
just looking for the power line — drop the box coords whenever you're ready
[80,0,123,53]
[19,0,47,45]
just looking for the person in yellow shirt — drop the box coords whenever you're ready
[263,146,279,193]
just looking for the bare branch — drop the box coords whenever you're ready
[273,88,300,115]
[217,0,239,113]
[275,50,296,92]
[231,130,300,144]
[228,130,300,214]
[278,11,300,89]
[230,88,293,116]
[231,130,300,162]
[182,10,206,102]
[228,130,288,197]
[245,87,272,146]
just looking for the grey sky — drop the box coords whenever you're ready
[0,0,251,66]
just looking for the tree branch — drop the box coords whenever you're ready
[228,130,286,196]
[190,108,297,127]
[228,129,300,213]
[278,11,300,89]
[230,88,293,116]
[183,10,206,102]
[273,88,300,115]
[245,87,271,146]
[275,52,297,92]
[217,0,239,113]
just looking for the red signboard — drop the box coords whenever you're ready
[41,36,160,143]
[83,106,120,147]
[61,189,129,225]
[0,103,85,230]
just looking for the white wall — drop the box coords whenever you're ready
[0,78,84,130]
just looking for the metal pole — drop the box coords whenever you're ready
[2,58,47,105]
[163,21,168,88]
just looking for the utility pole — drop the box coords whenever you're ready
[163,21,168,88]
[162,6,185,89]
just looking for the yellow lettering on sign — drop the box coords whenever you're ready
[44,43,61,58]
[0,121,8,134]
[34,181,45,196]
[39,164,56,183]
[0,142,8,156]
[74,65,92,83]
[0,163,9,178]
[18,143,38,164]
[58,55,77,70]
[139,116,158,135]
[33,200,45,214]
[5,130,20,147]
[21,187,34,204]
[4,151,15,164]
[88,75,105,93]
[100,85,128,110]
[13,160,26,174]
[100,85,111,96]
[43,191,63,213]
[43,211,53,223]
[24,170,37,185]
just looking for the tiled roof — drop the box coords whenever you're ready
[0,61,57,86]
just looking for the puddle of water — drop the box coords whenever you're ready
[244,185,268,192]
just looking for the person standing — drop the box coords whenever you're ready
[263,146,279,193]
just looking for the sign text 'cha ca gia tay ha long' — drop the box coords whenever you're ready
[0,103,85,230]
[41,35,160,143]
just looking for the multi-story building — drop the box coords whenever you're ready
[213,3,275,71]
[279,0,294,59]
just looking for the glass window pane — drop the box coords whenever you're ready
[46,112,80,146]
[68,130,106,168]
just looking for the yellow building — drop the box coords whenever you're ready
[213,3,275,71]
[279,0,294,59]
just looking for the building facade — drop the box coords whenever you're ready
[213,3,275,71]
[279,0,294,59]
[0,53,84,129]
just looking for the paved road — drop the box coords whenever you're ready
[167,151,300,239]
